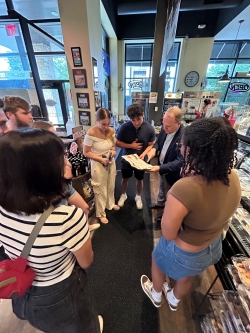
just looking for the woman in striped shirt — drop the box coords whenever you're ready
[0,128,102,333]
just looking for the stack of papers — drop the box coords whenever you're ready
[122,154,152,170]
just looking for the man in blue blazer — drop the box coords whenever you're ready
[147,108,184,220]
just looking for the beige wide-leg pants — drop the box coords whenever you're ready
[90,159,116,218]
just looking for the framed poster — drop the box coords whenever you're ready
[73,69,87,88]
[76,93,90,109]
[71,47,83,67]
[79,111,91,126]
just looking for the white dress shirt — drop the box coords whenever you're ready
[159,131,177,164]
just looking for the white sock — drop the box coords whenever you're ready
[152,288,162,302]
[167,289,180,306]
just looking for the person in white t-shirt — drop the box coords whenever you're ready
[0,128,102,333]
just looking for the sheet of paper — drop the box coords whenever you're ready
[122,154,152,170]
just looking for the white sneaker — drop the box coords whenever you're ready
[135,195,143,209]
[98,315,103,333]
[118,193,127,207]
[162,281,171,299]
[166,290,178,311]
[140,275,162,308]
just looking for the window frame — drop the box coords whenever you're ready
[206,40,250,104]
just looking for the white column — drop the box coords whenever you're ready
[58,0,103,127]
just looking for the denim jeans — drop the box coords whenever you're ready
[153,237,222,280]
[12,265,100,333]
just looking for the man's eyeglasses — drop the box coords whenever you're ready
[176,142,183,149]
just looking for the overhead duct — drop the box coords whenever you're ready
[117,0,243,15]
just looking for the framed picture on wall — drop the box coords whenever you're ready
[71,47,83,67]
[73,69,88,88]
[77,93,90,109]
[79,111,91,126]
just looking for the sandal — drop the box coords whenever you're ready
[100,217,109,224]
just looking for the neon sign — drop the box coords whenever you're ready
[229,82,250,93]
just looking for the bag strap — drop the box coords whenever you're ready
[21,206,54,258]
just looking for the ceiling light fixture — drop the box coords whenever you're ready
[51,11,59,17]
[219,19,244,83]
[198,24,206,29]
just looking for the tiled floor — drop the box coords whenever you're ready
[0,166,222,333]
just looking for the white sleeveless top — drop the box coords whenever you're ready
[84,134,114,156]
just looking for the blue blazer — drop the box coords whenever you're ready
[153,124,184,186]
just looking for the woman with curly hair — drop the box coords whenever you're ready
[141,117,241,311]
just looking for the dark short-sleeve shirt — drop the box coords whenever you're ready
[116,121,155,158]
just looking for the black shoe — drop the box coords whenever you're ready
[149,203,165,209]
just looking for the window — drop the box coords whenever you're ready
[206,60,235,77]
[124,42,180,111]
[206,40,250,104]
[35,55,69,80]
[34,22,64,44]
[210,42,238,58]
[0,1,7,15]
[0,20,39,104]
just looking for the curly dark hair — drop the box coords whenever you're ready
[0,98,3,108]
[127,104,144,119]
[181,117,238,186]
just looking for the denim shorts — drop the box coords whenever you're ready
[153,236,222,281]
[12,265,100,333]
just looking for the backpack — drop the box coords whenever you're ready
[0,206,53,299]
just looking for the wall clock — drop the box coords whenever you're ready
[184,71,199,87]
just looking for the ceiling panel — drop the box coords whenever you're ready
[12,0,59,20]
[215,4,250,40]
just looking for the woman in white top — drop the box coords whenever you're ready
[83,108,120,224]
[0,128,102,333]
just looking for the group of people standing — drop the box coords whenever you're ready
[0,95,242,332]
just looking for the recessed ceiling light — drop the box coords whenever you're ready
[198,24,206,29]
[51,11,59,17]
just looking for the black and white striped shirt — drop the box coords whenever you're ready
[0,205,89,287]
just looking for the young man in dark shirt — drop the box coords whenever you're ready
[116,104,155,209]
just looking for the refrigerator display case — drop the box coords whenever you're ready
[235,105,250,136]
[163,92,183,111]
[216,134,250,290]
[181,91,222,122]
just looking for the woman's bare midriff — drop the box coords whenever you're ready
[174,236,211,252]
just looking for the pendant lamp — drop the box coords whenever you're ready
[218,20,244,83]
[219,65,230,83]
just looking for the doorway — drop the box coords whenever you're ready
[41,80,72,127]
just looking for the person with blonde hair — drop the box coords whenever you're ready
[83,108,120,224]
